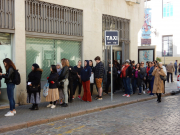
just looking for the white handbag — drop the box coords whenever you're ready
[90,73,94,84]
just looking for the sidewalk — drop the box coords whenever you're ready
[0,78,177,133]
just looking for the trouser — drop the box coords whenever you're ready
[7,83,15,111]
[82,80,92,102]
[122,78,131,95]
[156,93,161,101]
[68,79,74,102]
[73,79,82,95]
[167,72,173,82]
[175,67,177,75]
[105,78,116,94]
[132,78,137,94]
[150,78,154,95]
[50,101,56,105]
[90,84,94,96]
[63,79,69,104]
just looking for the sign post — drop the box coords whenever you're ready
[105,30,119,101]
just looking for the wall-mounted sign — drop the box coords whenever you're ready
[105,31,119,46]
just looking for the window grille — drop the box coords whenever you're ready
[25,0,83,36]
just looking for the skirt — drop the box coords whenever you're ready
[27,92,41,104]
[46,88,59,102]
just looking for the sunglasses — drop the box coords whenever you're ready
[141,63,144,64]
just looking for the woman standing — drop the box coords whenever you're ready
[73,60,83,99]
[146,62,151,93]
[89,60,95,96]
[149,62,155,96]
[0,66,2,95]
[0,58,16,116]
[137,63,145,95]
[56,63,64,104]
[27,64,43,110]
[46,65,59,109]
[81,60,92,102]
[152,63,166,103]
[132,63,139,94]
[58,59,69,107]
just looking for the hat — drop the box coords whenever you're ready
[32,63,39,69]
[125,59,130,63]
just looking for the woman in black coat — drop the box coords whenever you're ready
[89,60,95,96]
[27,64,43,110]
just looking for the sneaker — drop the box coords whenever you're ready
[122,94,127,97]
[95,95,99,100]
[97,97,103,100]
[5,111,14,117]
[127,95,130,97]
[51,105,56,109]
[72,96,74,100]
[78,95,81,99]
[13,111,16,114]
[47,104,52,108]
[143,91,146,94]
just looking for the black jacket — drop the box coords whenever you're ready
[68,66,77,81]
[107,67,117,79]
[90,66,95,73]
[74,66,83,80]
[2,67,14,84]
[48,72,59,89]
[27,68,43,93]
[0,66,2,87]
[58,66,69,81]
[94,62,104,79]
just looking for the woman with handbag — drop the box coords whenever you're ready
[81,60,92,102]
[58,59,69,107]
[148,62,155,96]
[46,65,59,109]
[152,63,166,103]
[27,64,43,110]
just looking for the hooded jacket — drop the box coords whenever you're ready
[81,60,92,82]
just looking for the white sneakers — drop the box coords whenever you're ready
[47,104,52,108]
[143,91,146,94]
[5,111,16,117]
[47,104,56,109]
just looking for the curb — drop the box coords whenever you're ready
[0,92,172,133]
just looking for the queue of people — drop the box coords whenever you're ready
[0,57,170,117]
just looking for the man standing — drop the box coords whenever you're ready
[166,62,175,83]
[174,60,178,75]
[94,56,104,100]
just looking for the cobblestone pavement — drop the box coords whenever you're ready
[2,94,180,135]
[0,77,178,131]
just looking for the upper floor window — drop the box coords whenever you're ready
[163,0,173,18]
[162,36,173,56]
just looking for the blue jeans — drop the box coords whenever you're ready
[175,67,177,75]
[132,78,138,94]
[123,78,131,95]
[150,77,154,95]
[7,83,15,111]
[139,85,142,94]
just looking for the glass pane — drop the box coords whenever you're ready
[0,33,11,88]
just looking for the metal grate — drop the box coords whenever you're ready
[26,37,82,80]
[0,0,15,29]
[25,0,83,36]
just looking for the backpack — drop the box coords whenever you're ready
[13,70,21,85]
[43,81,49,97]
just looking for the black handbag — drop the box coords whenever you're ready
[28,85,39,92]
[59,82,64,88]
[160,75,167,81]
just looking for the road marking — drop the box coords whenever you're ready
[64,125,85,134]
[54,125,67,129]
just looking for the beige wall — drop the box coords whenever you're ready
[12,0,144,103]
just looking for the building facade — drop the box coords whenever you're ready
[0,0,144,104]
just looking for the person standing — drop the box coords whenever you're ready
[73,60,83,99]
[132,63,139,94]
[174,60,178,76]
[58,59,69,107]
[105,63,117,94]
[146,62,151,92]
[81,60,92,102]
[138,63,146,95]
[148,62,155,96]
[152,63,166,103]
[0,58,16,116]
[166,62,175,83]
[56,63,64,105]
[140,61,147,93]
[89,60,95,96]
[121,60,132,97]
[27,64,43,110]
[0,66,2,95]
[46,65,59,109]
[94,56,104,100]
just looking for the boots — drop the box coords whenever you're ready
[29,104,35,109]
[31,104,39,110]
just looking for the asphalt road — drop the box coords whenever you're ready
[2,94,180,135]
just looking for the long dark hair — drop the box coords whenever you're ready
[135,63,140,70]
[0,66,2,73]
[51,65,57,73]
[89,60,93,67]
[3,58,16,72]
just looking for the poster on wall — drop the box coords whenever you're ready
[139,50,154,67]
[116,51,121,60]
[141,8,151,45]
